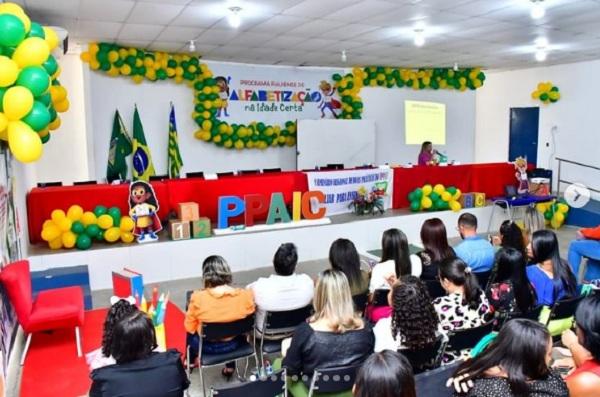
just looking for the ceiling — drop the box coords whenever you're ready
[13,0,600,70]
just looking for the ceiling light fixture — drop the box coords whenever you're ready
[534,37,548,62]
[453,62,459,71]
[413,29,425,47]
[530,0,545,20]
[188,40,196,52]
[228,6,242,28]
[535,50,547,62]
[341,50,347,63]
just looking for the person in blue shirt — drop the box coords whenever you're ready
[454,213,495,273]
[526,230,577,307]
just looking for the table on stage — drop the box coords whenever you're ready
[27,163,516,244]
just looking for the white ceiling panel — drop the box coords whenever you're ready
[194,28,241,45]
[323,0,399,23]
[168,4,224,27]
[155,26,205,42]
[282,0,360,18]
[118,23,164,41]
[147,41,186,52]
[76,20,123,40]
[262,35,308,49]
[248,15,311,33]
[127,2,185,25]
[78,0,135,22]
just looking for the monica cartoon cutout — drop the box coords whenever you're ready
[215,76,230,118]
[514,156,530,195]
[318,80,341,119]
[128,181,162,243]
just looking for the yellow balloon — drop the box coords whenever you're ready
[550,218,562,229]
[97,214,114,230]
[421,197,433,209]
[441,191,452,202]
[12,37,50,68]
[422,184,433,196]
[0,56,18,87]
[0,112,7,137]
[41,223,61,241]
[449,200,461,212]
[51,209,66,222]
[0,4,30,32]
[48,236,63,250]
[536,203,547,213]
[42,219,53,229]
[58,217,72,232]
[433,184,445,195]
[3,86,34,120]
[67,205,84,221]
[120,216,135,232]
[7,121,42,163]
[553,212,565,223]
[62,231,77,248]
[42,26,59,50]
[80,51,91,63]
[54,98,70,113]
[557,203,569,214]
[104,227,121,243]
[121,231,135,243]
[81,211,97,226]
[531,90,540,99]
[453,189,462,200]
[49,116,61,130]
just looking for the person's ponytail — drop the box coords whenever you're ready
[462,266,482,309]
[439,258,482,309]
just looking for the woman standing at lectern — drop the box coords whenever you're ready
[418,141,435,166]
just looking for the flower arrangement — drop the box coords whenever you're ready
[349,185,385,215]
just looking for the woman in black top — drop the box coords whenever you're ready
[450,319,567,397]
[418,218,456,280]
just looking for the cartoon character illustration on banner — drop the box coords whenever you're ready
[128,181,162,243]
[318,80,341,119]
[215,76,230,118]
[514,156,529,195]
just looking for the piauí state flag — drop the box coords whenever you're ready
[167,104,183,178]
[132,106,156,182]
[106,110,132,182]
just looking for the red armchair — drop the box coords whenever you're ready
[0,260,84,365]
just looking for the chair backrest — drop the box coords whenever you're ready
[149,175,168,181]
[239,169,260,175]
[263,304,313,335]
[73,180,97,185]
[326,163,344,170]
[308,364,360,396]
[202,314,255,341]
[548,295,585,323]
[474,271,491,291]
[352,292,368,314]
[425,279,446,300]
[415,360,462,397]
[447,321,494,352]
[506,305,543,323]
[211,368,286,397]
[262,168,281,173]
[186,171,204,178]
[401,335,447,374]
[0,260,33,327]
[217,172,235,178]
[37,181,62,188]
[372,289,390,307]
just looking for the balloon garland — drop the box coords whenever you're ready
[407,184,463,213]
[80,42,297,151]
[0,2,69,163]
[531,82,560,104]
[536,200,569,229]
[332,66,486,119]
[40,204,136,250]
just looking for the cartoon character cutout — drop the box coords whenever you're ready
[318,80,341,119]
[128,181,162,243]
[215,76,230,118]
[514,156,529,195]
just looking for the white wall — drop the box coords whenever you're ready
[475,59,600,195]
[362,87,476,165]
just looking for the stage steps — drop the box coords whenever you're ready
[567,199,600,228]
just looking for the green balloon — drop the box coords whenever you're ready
[17,66,50,97]
[85,224,101,238]
[410,201,421,212]
[71,221,85,234]
[434,199,445,210]
[0,14,26,47]
[41,133,50,144]
[27,22,45,39]
[0,87,6,112]
[49,106,57,122]
[37,92,51,107]
[544,211,553,220]
[94,205,107,217]
[76,234,92,250]
[550,86,559,92]
[408,191,416,202]
[42,56,58,76]
[96,229,104,241]
[108,206,121,225]
[156,69,167,80]
[414,188,423,199]
[430,192,440,202]
[447,186,457,195]
[332,73,342,81]
[540,93,549,101]
[23,101,51,131]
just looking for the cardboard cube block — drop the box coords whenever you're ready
[191,217,211,238]
[473,192,486,207]
[460,193,475,208]
[169,219,191,240]
[177,202,199,222]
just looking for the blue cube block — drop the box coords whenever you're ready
[31,265,93,310]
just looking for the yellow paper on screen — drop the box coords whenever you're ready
[405,100,446,144]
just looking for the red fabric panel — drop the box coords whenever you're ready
[469,163,517,198]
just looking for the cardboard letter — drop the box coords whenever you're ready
[266,193,291,224]
[244,194,268,227]
[217,196,245,229]
[292,191,302,221]
[302,191,326,219]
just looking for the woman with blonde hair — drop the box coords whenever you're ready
[278,269,374,397]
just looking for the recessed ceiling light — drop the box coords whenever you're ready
[228,6,242,28]
[413,29,425,47]
[534,37,548,47]
[530,0,545,19]
[535,50,547,62]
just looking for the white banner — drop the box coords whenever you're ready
[306,167,394,216]
[205,61,345,124]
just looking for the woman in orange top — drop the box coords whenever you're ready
[185,255,255,377]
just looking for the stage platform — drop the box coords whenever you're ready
[27,204,504,291]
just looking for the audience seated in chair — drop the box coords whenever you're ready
[353,351,416,397]
[454,213,495,273]
[568,224,600,282]
[490,220,527,257]
[417,218,456,281]
[434,257,492,363]
[448,319,567,397]
[89,311,189,397]
[247,243,314,333]
[373,275,439,354]
[275,269,374,397]
[329,239,370,297]
[184,255,255,378]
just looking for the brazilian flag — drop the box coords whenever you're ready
[106,110,132,182]
[132,105,156,181]
[167,104,183,178]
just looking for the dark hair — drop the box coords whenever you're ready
[458,212,478,229]
[499,220,526,256]
[381,229,412,278]
[420,218,455,262]
[202,255,232,288]
[575,294,600,361]
[329,238,362,292]
[439,257,482,309]
[454,319,551,397]
[420,141,432,154]
[354,351,416,397]
[391,275,439,350]
[101,299,138,357]
[273,243,298,276]
[111,311,157,364]
[530,230,577,300]
[494,248,536,313]
[128,181,159,208]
